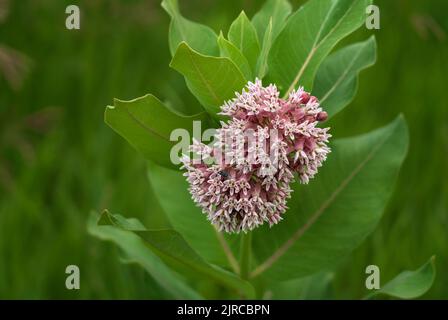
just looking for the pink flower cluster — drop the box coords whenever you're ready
[181,79,331,233]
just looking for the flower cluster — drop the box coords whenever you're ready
[181,79,331,233]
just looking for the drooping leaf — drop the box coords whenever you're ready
[105,94,209,169]
[228,11,260,73]
[218,32,252,81]
[251,116,409,281]
[314,36,377,118]
[256,18,273,79]
[147,161,241,270]
[252,0,292,41]
[268,0,371,94]
[161,0,218,56]
[365,256,436,299]
[99,210,255,298]
[170,42,246,118]
[87,212,203,299]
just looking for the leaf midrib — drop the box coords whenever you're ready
[186,47,222,105]
[122,106,172,143]
[284,0,358,96]
[319,42,367,104]
[164,0,187,44]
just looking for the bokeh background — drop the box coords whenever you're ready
[0,0,446,299]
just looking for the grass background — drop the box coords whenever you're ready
[0,0,446,299]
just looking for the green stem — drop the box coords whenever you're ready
[239,232,252,280]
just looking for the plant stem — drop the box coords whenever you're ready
[239,232,252,280]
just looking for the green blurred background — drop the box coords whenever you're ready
[0,0,446,299]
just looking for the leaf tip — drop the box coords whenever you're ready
[97,209,111,226]
[239,10,248,18]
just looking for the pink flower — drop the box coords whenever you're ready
[181,79,331,233]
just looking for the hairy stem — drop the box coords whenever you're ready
[239,232,252,280]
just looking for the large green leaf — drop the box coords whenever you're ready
[99,210,255,298]
[218,33,252,81]
[314,36,377,118]
[161,0,218,56]
[87,212,202,299]
[251,116,409,281]
[228,11,260,74]
[366,257,436,299]
[268,0,371,94]
[147,161,241,270]
[170,42,247,118]
[251,0,292,41]
[105,94,209,169]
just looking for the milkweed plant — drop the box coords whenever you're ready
[88,0,436,300]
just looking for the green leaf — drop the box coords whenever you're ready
[218,32,252,81]
[228,11,260,74]
[268,0,371,94]
[147,161,241,270]
[105,94,209,169]
[314,36,377,118]
[256,18,273,79]
[366,257,436,299]
[298,272,335,300]
[87,212,203,299]
[252,0,294,79]
[251,116,409,281]
[99,210,255,299]
[170,42,246,118]
[161,0,218,56]
[252,0,292,41]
